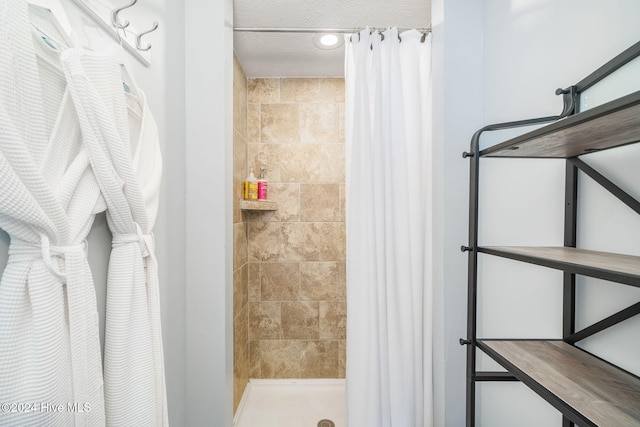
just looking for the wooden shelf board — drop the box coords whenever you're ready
[240,200,278,211]
[480,90,640,158]
[479,246,640,287]
[478,340,640,427]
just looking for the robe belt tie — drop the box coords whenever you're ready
[9,235,88,278]
[8,234,96,426]
[112,222,154,257]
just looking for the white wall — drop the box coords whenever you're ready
[184,0,234,425]
[431,1,485,426]
[476,1,640,426]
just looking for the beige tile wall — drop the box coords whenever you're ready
[233,56,249,413]
[246,78,347,379]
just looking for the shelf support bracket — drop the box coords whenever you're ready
[569,158,640,215]
[567,300,640,344]
[556,85,578,117]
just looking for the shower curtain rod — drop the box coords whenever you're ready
[233,26,431,34]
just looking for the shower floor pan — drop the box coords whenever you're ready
[233,379,346,427]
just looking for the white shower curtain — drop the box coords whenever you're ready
[344,28,433,427]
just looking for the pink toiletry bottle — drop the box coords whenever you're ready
[258,168,268,200]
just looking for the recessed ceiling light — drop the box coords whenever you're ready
[313,33,344,50]
[320,34,338,46]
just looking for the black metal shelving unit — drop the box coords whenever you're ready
[462,42,640,427]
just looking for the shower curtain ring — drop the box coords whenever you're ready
[111,0,138,29]
[136,21,159,51]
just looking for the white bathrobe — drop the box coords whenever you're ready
[0,1,106,425]
[0,1,168,425]
[60,50,168,427]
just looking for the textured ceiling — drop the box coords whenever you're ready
[233,0,431,78]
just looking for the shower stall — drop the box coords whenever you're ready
[231,22,434,426]
[231,67,348,416]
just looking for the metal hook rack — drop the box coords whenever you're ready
[111,0,136,30]
[135,21,158,51]
[71,0,159,67]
